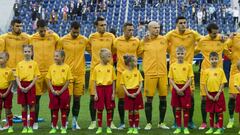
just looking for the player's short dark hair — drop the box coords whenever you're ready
[123,22,133,30]
[11,19,22,26]
[71,21,80,29]
[94,16,105,26]
[37,19,47,28]
[123,54,135,66]
[109,28,116,37]
[207,23,218,33]
[209,51,219,59]
[176,16,186,24]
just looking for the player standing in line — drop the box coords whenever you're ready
[16,45,40,133]
[195,23,231,130]
[113,22,141,129]
[57,21,90,130]
[30,19,59,129]
[140,21,169,130]
[166,16,201,129]
[92,48,116,134]
[88,16,116,130]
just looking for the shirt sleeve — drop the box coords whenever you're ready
[221,69,227,84]
[8,70,15,81]
[138,70,143,81]
[168,64,173,79]
[66,67,73,81]
[46,67,51,79]
[120,71,125,85]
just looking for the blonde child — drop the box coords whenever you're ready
[168,46,193,134]
[121,54,143,134]
[0,52,14,133]
[46,50,73,134]
[92,48,116,134]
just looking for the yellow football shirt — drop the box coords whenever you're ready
[2,32,30,69]
[195,35,231,71]
[88,32,115,70]
[168,62,194,84]
[92,63,116,86]
[140,35,168,76]
[203,67,227,92]
[166,29,201,64]
[120,68,143,89]
[30,31,59,72]
[57,33,90,75]
[46,63,73,86]
[0,67,14,89]
[113,36,141,73]
[16,60,41,81]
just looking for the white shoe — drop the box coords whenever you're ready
[33,123,38,130]
[117,124,125,130]
[158,123,170,129]
[144,123,152,130]
[0,125,3,131]
[88,121,96,130]
[75,122,81,129]
[110,122,117,129]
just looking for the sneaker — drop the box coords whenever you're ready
[3,123,9,130]
[88,121,96,130]
[61,128,67,134]
[65,122,68,129]
[205,128,214,134]
[127,128,133,134]
[183,128,190,134]
[27,127,33,133]
[158,123,170,129]
[33,123,38,130]
[144,123,152,130]
[49,128,57,134]
[213,128,224,134]
[198,123,207,130]
[0,125,3,131]
[173,128,181,134]
[106,127,112,134]
[226,118,234,128]
[7,126,14,133]
[96,127,102,134]
[72,119,81,130]
[21,127,28,133]
[117,124,125,130]
[110,122,117,129]
[171,122,177,129]
[132,128,138,134]
[188,121,196,129]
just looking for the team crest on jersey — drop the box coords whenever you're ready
[214,73,218,76]
[183,67,186,71]
[134,74,137,77]
[53,70,56,73]
[5,72,8,75]
[217,43,221,46]
[98,70,101,72]
[174,68,176,70]
[160,42,164,45]
[62,69,65,72]
[107,69,110,72]
[79,41,84,44]
[29,65,32,69]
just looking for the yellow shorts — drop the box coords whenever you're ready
[144,75,168,97]
[116,72,125,98]
[229,73,239,94]
[68,75,85,96]
[35,72,48,95]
